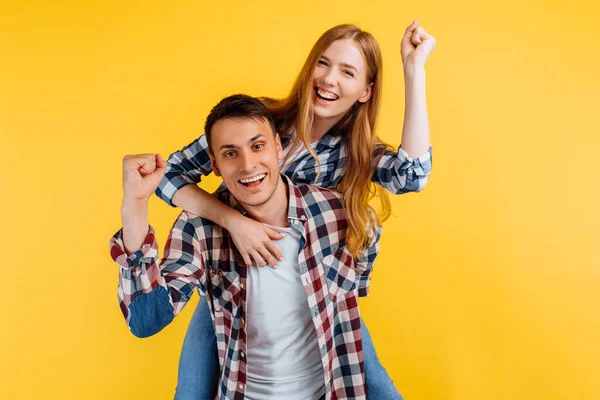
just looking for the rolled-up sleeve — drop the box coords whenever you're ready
[372,145,432,194]
[109,212,204,338]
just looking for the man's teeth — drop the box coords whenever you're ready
[240,174,266,183]
[317,88,338,100]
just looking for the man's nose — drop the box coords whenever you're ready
[239,151,258,173]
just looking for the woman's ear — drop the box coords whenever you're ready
[358,82,373,103]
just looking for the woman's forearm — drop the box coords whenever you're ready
[172,184,241,230]
[400,64,431,158]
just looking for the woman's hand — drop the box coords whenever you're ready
[226,213,285,268]
[401,19,437,68]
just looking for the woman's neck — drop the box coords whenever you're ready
[309,114,344,143]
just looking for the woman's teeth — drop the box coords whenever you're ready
[316,88,338,101]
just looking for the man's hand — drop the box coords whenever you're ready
[122,153,167,203]
[121,153,166,254]
[401,19,437,68]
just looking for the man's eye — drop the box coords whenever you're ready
[224,151,235,157]
[254,143,264,150]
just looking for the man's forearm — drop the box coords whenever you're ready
[121,198,150,255]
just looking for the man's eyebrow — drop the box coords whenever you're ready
[248,134,265,143]
[218,134,266,151]
[219,143,239,151]
[320,55,358,72]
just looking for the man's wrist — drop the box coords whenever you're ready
[121,197,150,255]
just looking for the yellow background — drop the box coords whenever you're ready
[1,0,599,399]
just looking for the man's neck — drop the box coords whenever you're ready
[244,177,289,228]
[309,114,344,143]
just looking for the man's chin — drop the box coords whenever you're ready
[228,176,279,209]
[236,194,271,208]
[229,187,270,207]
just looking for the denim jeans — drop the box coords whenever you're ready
[174,296,403,400]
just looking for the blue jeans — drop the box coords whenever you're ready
[175,296,402,400]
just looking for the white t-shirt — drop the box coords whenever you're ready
[244,224,325,400]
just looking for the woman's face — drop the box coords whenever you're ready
[312,39,373,122]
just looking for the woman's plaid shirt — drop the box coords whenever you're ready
[110,177,382,400]
[155,130,432,206]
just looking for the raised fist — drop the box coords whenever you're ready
[401,19,437,67]
[122,153,167,202]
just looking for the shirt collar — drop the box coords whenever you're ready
[315,129,342,150]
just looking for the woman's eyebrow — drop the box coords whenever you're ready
[340,63,358,72]
[320,55,358,72]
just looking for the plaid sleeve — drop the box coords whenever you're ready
[155,134,213,207]
[355,223,382,297]
[109,212,204,337]
[372,145,432,194]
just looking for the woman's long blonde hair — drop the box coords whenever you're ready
[262,24,394,258]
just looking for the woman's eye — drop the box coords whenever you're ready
[344,70,354,77]
[317,59,327,66]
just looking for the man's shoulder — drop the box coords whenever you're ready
[294,183,344,213]
[174,210,218,240]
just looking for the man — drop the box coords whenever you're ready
[110,94,381,399]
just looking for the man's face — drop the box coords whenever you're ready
[209,117,283,208]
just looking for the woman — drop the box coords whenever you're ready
[158,20,436,399]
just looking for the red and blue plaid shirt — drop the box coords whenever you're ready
[110,176,381,400]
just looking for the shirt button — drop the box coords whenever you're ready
[241,317,245,325]
[240,351,245,358]
[300,215,306,220]
[240,283,244,289]
[239,384,244,390]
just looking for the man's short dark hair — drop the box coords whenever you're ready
[204,94,277,153]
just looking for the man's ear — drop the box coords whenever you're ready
[358,82,373,103]
[275,133,283,161]
[209,153,221,177]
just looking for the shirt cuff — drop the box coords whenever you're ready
[397,145,432,164]
[109,226,158,269]
[155,174,197,207]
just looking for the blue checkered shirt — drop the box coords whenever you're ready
[156,130,432,206]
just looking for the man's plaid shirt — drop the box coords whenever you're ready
[155,129,432,206]
[110,176,382,400]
